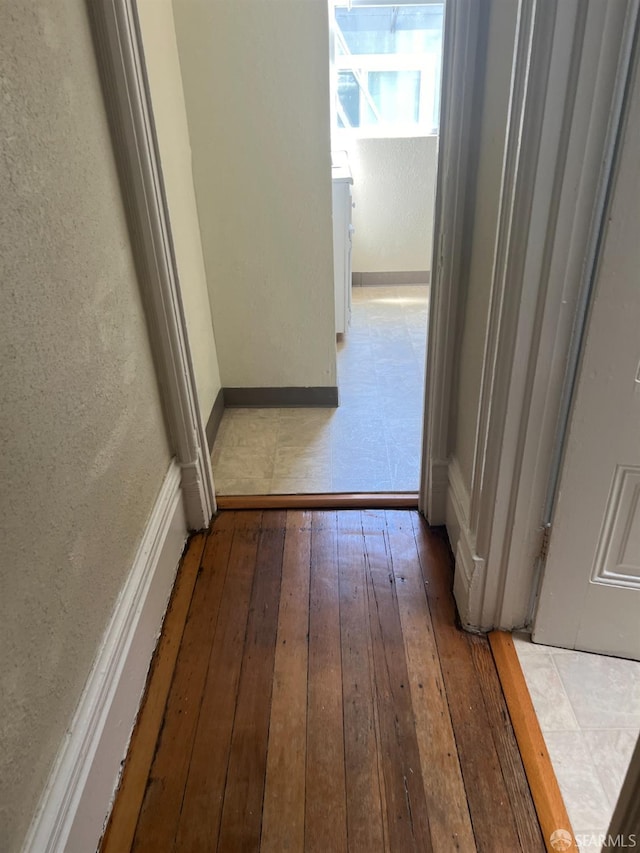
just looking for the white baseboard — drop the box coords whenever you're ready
[445,455,470,548]
[22,460,188,853]
[423,458,449,525]
[446,457,486,630]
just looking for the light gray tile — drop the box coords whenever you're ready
[384,415,423,437]
[218,418,279,449]
[332,473,393,493]
[336,383,380,405]
[214,477,271,495]
[272,446,331,479]
[224,407,282,422]
[378,401,424,425]
[543,730,613,833]
[211,443,223,467]
[372,348,418,370]
[385,447,420,490]
[583,729,638,808]
[213,446,274,479]
[330,414,386,445]
[554,653,640,730]
[337,366,379,386]
[332,458,391,493]
[270,475,332,494]
[368,323,414,343]
[389,472,420,492]
[517,653,579,731]
[276,419,332,449]
[277,408,335,427]
[334,396,383,419]
[376,378,424,401]
[332,443,389,469]
[386,436,423,456]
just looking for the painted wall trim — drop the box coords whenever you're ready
[205,387,225,452]
[445,456,486,630]
[223,386,339,408]
[420,0,482,525]
[21,461,188,853]
[465,0,559,630]
[352,271,430,287]
[461,0,638,632]
[87,0,216,530]
[427,459,449,523]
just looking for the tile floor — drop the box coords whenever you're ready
[211,285,428,495]
[513,633,640,850]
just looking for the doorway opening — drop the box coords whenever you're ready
[210,1,443,496]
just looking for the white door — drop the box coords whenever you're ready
[533,55,640,660]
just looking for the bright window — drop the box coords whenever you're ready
[332,3,444,137]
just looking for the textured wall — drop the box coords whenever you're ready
[453,0,518,489]
[173,0,337,388]
[0,2,171,850]
[137,0,222,418]
[346,136,438,273]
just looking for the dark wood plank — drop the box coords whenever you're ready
[101,530,207,853]
[217,511,286,851]
[488,632,569,852]
[131,512,238,852]
[384,510,476,851]
[469,634,545,851]
[336,511,385,851]
[361,510,433,853]
[123,510,548,853]
[261,511,312,853]
[410,514,525,853]
[169,511,263,852]
[305,511,347,853]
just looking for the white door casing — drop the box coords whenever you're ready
[88,0,216,531]
[533,16,640,658]
[478,0,636,630]
[420,0,481,524]
[423,0,640,633]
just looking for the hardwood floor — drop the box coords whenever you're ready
[105,510,544,852]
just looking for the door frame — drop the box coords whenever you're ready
[88,0,635,630]
[420,0,481,524]
[421,0,639,631]
[87,0,216,531]
[532,2,640,650]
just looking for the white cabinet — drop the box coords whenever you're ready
[331,151,354,336]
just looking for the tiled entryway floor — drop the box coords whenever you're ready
[514,633,640,850]
[211,285,428,495]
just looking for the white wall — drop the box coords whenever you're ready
[0,2,171,849]
[172,0,337,389]
[345,135,438,273]
[452,0,519,490]
[137,0,222,418]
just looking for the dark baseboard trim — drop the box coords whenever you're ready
[352,270,430,287]
[205,388,225,452]
[223,386,339,408]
